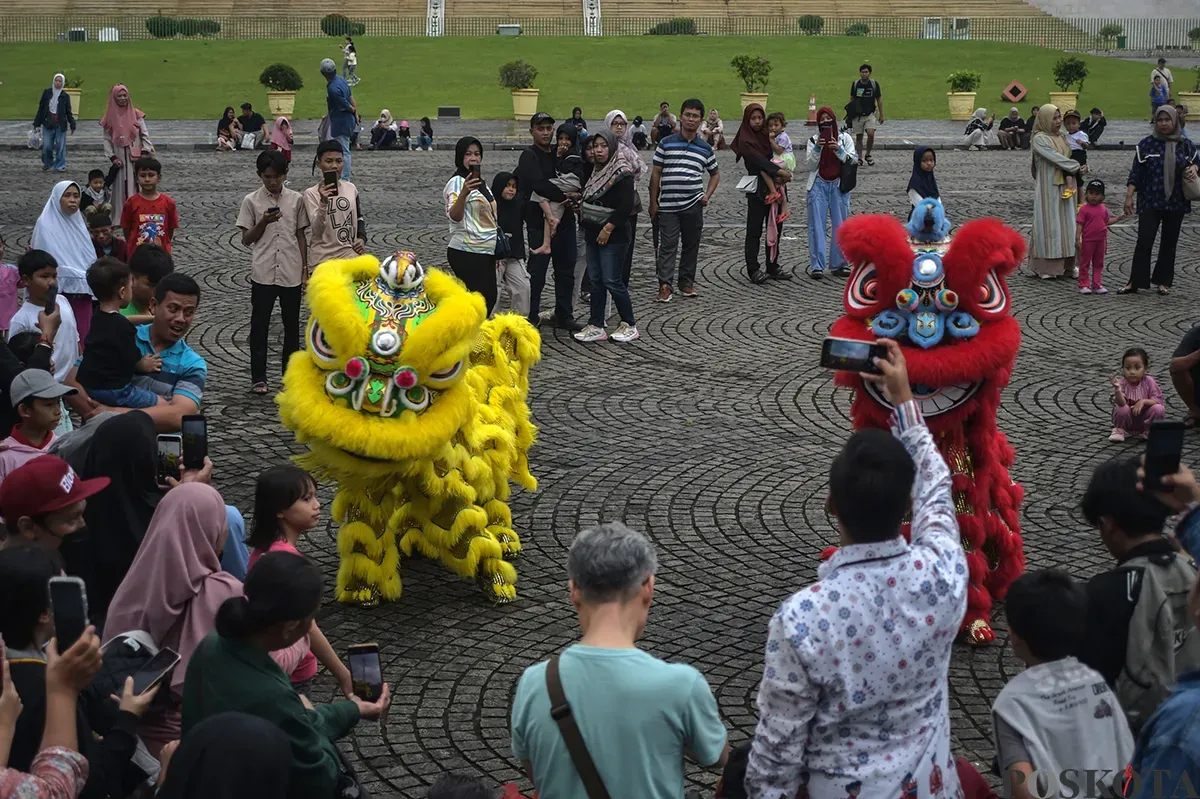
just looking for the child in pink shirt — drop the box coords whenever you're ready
[247,465,353,697]
[1075,178,1127,295]
[1110,347,1166,441]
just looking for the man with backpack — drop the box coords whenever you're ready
[1079,457,1200,735]
[847,64,883,166]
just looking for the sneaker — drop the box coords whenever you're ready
[1094,285,1108,294]
[1109,428,1126,442]
[611,322,640,343]
[1071,266,1079,278]
[579,292,591,304]
[679,284,698,298]
[573,325,608,343]
[655,284,673,303]
[1079,286,1092,294]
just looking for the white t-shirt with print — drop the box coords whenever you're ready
[9,295,79,383]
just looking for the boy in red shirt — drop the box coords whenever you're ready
[120,156,179,256]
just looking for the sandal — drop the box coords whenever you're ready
[251,382,269,395]
[865,155,875,166]
[1157,285,1171,296]
[1116,285,1138,295]
[777,209,792,223]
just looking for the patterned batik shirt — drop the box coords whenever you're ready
[746,400,968,799]
[0,747,89,799]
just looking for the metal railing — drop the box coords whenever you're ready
[1,13,1197,49]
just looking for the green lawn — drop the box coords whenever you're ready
[0,36,1169,121]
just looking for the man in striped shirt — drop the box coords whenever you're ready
[649,99,720,303]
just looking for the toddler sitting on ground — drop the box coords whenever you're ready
[76,257,163,408]
[1110,347,1165,441]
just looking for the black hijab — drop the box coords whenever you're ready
[554,123,586,181]
[453,136,492,201]
[157,713,292,799]
[907,146,940,200]
[492,171,522,233]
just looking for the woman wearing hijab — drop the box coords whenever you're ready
[157,712,293,799]
[1029,104,1086,279]
[31,180,96,336]
[604,110,645,287]
[492,171,530,316]
[417,116,434,151]
[571,106,587,138]
[997,107,1026,151]
[907,145,939,209]
[804,105,857,279]
[1120,105,1199,295]
[368,108,397,150]
[100,84,153,216]
[34,73,76,172]
[216,107,241,152]
[268,115,293,161]
[574,130,638,344]
[701,109,726,150]
[731,103,795,285]
[445,136,499,313]
[963,108,994,150]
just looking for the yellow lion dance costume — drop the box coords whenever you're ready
[277,252,541,606]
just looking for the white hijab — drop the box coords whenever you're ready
[603,109,644,182]
[49,73,64,108]
[31,181,96,290]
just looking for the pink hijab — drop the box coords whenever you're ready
[99,84,146,157]
[104,483,239,691]
[269,116,292,151]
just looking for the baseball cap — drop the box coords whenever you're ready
[529,112,555,127]
[10,370,76,407]
[319,58,338,75]
[0,455,109,522]
[1063,108,1081,120]
[1086,178,1106,193]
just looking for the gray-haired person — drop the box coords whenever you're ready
[510,522,728,798]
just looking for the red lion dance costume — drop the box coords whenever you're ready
[830,203,1026,643]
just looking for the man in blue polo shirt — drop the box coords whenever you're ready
[132,271,206,432]
[649,99,720,304]
[321,57,358,180]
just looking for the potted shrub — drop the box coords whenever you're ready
[1179,66,1200,110]
[499,61,538,121]
[1096,23,1122,49]
[945,70,980,121]
[730,54,772,111]
[1050,56,1088,112]
[62,75,83,118]
[259,63,303,117]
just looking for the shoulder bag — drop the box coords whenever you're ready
[580,202,612,227]
[545,654,612,799]
[735,174,759,194]
[1183,157,1200,202]
[839,149,858,194]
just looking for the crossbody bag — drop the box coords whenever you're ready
[545,654,612,799]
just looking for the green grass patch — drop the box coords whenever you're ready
[0,36,1165,121]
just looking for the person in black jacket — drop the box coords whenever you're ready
[514,113,583,332]
[34,73,76,173]
[574,130,638,344]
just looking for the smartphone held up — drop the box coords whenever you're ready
[48,576,89,651]
[347,643,383,702]
[819,337,887,375]
[1143,421,1185,494]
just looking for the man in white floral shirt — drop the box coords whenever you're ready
[746,339,969,799]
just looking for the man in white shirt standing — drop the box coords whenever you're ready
[746,339,969,798]
[1153,58,1174,99]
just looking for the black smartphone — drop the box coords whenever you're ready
[181,415,207,470]
[323,170,339,195]
[469,163,481,181]
[820,337,888,375]
[347,643,383,702]
[44,284,58,315]
[266,205,280,214]
[1144,421,1186,493]
[130,647,181,696]
[156,434,182,484]
[48,576,88,651]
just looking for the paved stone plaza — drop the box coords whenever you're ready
[1,145,1198,796]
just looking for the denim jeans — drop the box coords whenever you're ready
[416,133,432,150]
[585,223,634,327]
[88,384,160,409]
[807,177,850,273]
[42,127,67,171]
[526,210,577,323]
[335,134,352,179]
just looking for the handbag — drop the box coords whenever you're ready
[495,230,512,259]
[241,132,258,150]
[1183,162,1200,202]
[546,654,612,799]
[839,158,858,194]
[736,174,759,194]
[580,202,612,227]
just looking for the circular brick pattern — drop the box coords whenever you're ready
[2,146,1198,796]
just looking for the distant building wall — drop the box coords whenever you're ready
[1027,0,1198,18]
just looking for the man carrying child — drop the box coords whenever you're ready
[77,257,163,410]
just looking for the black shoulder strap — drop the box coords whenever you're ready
[545,654,612,799]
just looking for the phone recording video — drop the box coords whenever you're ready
[347,643,383,702]
[48,576,89,651]
[469,163,481,180]
[323,171,339,195]
[1143,421,1185,493]
[181,415,207,470]
[820,337,888,375]
[156,434,182,485]
[44,284,58,315]
[131,647,181,696]
[819,122,836,143]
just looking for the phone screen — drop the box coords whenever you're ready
[44,284,58,315]
[348,644,382,702]
[156,435,181,484]
[48,577,88,651]
[131,647,181,696]
[1144,421,1185,493]
[181,415,207,470]
[820,337,887,375]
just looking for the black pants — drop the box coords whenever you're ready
[1130,210,1185,289]
[622,213,639,287]
[250,282,302,385]
[447,248,498,313]
[526,211,577,323]
[1071,149,1087,169]
[745,192,783,275]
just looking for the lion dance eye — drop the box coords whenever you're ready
[847,264,879,311]
[399,385,430,412]
[977,270,1008,315]
[426,360,464,388]
[308,321,338,366]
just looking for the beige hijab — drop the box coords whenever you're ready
[1031,104,1072,185]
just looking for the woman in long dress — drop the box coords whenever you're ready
[100,84,153,217]
[1029,104,1086,279]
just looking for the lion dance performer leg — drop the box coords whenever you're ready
[277,252,540,605]
[829,201,1026,643]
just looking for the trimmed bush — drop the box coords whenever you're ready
[1189,26,1200,43]
[797,14,824,35]
[145,15,178,38]
[1052,55,1088,92]
[647,17,697,35]
[321,13,365,37]
[197,18,220,36]
[259,63,304,92]
[845,22,869,36]
[498,60,538,90]
[946,70,982,93]
[730,54,772,93]
[177,17,201,36]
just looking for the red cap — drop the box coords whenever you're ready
[0,455,110,522]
